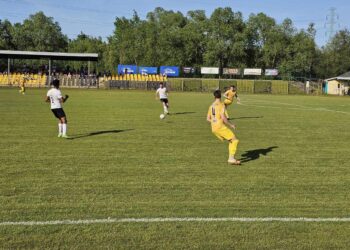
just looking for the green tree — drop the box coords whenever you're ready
[279,23,317,78]
[181,10,207,67]
[317,29,350,78]
[12,11,68,52]
[204,7,245,74]
[0,19,15,50]
[68,33,107,73]
[244,13,277,68]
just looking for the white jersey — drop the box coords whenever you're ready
[156,87,168,99]
[47,88,63,109]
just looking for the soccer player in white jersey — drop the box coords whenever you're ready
[45,79,69,138]
[155,82,169,115]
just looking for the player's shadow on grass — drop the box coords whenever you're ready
[228,116,263,120]
[172,112,196,115]
[68,129,134,140]
[240,146,278,163]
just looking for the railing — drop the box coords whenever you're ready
[1,74,325,95]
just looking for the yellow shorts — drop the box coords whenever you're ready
[224,99,233,105]
[212,126,235,141]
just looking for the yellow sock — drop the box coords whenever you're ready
[229,139,239,156]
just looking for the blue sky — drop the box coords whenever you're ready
[0,0,349,46]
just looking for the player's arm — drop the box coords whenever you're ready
[155,90,159,100]
[221,112,236,129]
[223,91,229,99]
[207,114,211,123]
[60,95,69,103]
[45,96,50,102]
[235,93,241,104]
[206,108,212,123]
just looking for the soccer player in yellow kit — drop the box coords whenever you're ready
[19,77,26,95]
[223,85,240,118]
[207,90,241,165]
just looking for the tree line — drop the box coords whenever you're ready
[1,8,350,79]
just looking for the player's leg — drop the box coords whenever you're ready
[217,126,240,165]
[60,117,68,138]
[162,100,169,114]
[57,108,68,138]
[58,120,63,137]
[52,109,63,137]
[223,100,231,118]
[165,100,169,114]
[224,105,229,118]
[228,137,240,165]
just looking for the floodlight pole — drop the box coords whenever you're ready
[48,58,51,86]
[88,60,90,75]
[7,57,10,85]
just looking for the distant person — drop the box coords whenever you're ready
[45,79,69,138]
[207,90,240,165]
[306,81,310,94]
[19,74,32,95]
[19,77,26,95]
[155,82,169,115]
[223,85,240,119]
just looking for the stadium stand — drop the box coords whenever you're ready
[0,73,47,87]
[99,74,167,83]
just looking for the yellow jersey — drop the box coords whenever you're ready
[20,80,25,87]
[207,101,226,131]
[224,90,236,101]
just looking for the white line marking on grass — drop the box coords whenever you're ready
[240,102,350,115]
[1,217,350,226]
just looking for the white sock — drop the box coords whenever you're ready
[62,123,67,135]
[58,123,63,134]
[164,106,168,114]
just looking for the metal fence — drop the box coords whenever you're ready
[164,78,323,95]
[57,75,99,88]
[103,78,323,95]
[0,75,99,88]
[1,75,323,95]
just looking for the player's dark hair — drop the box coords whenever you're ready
[52,79,60,88]
[214,90,221,99]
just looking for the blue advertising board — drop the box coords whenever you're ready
[160,66,179,77]
[117,65,138,74]
[139,66,158,74]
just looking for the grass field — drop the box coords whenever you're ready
[0,88,349,249]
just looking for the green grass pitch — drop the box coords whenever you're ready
[0,88,349,249]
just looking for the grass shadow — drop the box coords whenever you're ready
[240,146,278,163]
[172,112,196,115]
[68,129,134,140]
[228,116,263,120]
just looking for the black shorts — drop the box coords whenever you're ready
[51,108,66,119]
[160,98,168,104]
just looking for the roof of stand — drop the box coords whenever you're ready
[0,50,98,61]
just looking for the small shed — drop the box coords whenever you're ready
[325,71,350,95]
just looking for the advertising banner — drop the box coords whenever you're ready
[160,66,179,77]
[118,65,138,74]
[139,66,158,75]
[243,68,262,76]
[201,67,219,74]
[183,67,195,74]
[223,68,240,75]
[265,69,279,76]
